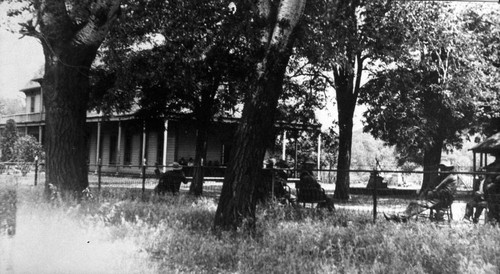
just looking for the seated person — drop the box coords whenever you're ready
[483,154,500,223]
[154,162,187,195]
[255,159,293,204]
[178,157,187,166]
[274,160,294,204]
[297,159,334,211]
[463,175,486,223]
[385,162,457,222]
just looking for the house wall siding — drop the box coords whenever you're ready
[131,133,141,167]
[176,124,197,162]
[166,127,176,164]
[147,132,158,166]
[88,125,97,166]
[206,131,221,164]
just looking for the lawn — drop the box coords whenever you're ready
[1,175,499,274]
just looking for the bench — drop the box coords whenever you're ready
[296,187,328,207]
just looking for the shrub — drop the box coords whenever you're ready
[13,135,44,163]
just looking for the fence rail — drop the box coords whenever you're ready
[3,161,500,224]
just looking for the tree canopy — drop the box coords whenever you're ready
[359,2,499,190]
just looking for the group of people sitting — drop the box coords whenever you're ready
[257,158,334,211]
[154,158,335,212]
[153,153,500,223]
[384,161,457,222]
[385,154,500,223]
[463,153,500,223]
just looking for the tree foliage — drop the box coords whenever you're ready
[461,8,500,136]
[0,97,24,116]
[292,0,413,199]
[359,2,497,190]
[90,0,247,118]
[360,3,490,163]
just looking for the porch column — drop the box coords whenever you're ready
[473,152,477,180]
[96,121,101,165]
[116,121,122,174]
[317,133,321,180]
[282,130,287,161]
[294,130,298,176]
[38,125,43,143]
[162,119,169,172]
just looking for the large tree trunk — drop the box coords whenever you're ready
[213,0,307,231]
[43,48,96,193]
[329,1,361,201]
[214,53,289,230]
[420,138,444,195]
[332,61,360,201]
[189,79,219,196]
[334,105,354,200]
[31,0,121,196]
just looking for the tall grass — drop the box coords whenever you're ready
[1,180,499,274]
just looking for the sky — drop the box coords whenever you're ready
[0,2,44,101]
[0,29,44,100]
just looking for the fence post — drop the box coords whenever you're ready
[34,156,39,186]
[98,158,102,192]
[142,158,147,196]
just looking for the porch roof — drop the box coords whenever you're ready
[470,132,500,154]
[86,112,320,132]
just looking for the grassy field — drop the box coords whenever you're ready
[1,176,499,274]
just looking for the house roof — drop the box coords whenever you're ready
[20,66,44,94]
[470,132,500,154]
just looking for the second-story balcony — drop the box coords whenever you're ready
[0,112,45,125]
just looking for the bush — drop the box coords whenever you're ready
[13,135,44,163]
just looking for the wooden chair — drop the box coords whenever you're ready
[417,198,454,223]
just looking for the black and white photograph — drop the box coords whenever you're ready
[1,0,500,273]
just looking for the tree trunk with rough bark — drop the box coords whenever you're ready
[213,0,307,231]
[214,53,289,230]
[43,51,95,193]
[334,107,354,200]
[332,62,359,201]
[189,81,218,196]
[29,0,121,196]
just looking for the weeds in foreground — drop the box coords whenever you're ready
[1,184,500,274]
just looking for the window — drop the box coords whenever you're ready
[124,134,132,165]
[109,135,117,165]
[157,131,164,165]
[30,96,35,113]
